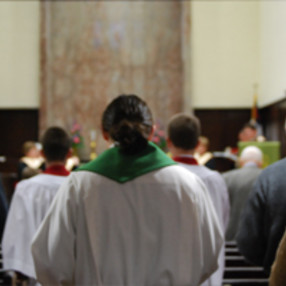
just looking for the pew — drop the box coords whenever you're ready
[223,241,269,286]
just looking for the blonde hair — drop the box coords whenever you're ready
[199,136,209,147]
[22,141,37,156]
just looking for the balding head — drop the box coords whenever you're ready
[240,146,263,168]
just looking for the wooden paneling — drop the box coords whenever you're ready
[0,109,39,173]
[194,109,251,152]
[0,104,284,175]
[195,100,286,158]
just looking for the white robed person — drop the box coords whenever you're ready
[31,94,223,286]
[167,113,230,286]
[2,127,72,285]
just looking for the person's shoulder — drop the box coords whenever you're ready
[257,158,286,181]
[263,158,286,172]
[198,165,224,181]
[16,174,41,188]
[223,167,250,179]
[16,174,65,193]
[156,165,204,186]
[163,164,201,178]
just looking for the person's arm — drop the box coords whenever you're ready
[192,179,224,284]
[269,230,286,286]
[221,178,230,232]
[1,182,37,278]
[236,176,267,266]
[31,176,77,285]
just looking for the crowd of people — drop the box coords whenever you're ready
[0,94,285,285]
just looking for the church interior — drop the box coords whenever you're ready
[1,1,286,171]
[0,1,286,285]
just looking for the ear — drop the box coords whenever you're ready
[166,137,173,149]
[194,140,200,149]
[40,150,46,159]
[67,148,73,159]
[101,127,110,141]
[147,125,155,141]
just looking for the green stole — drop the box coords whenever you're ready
[76,142,176,183]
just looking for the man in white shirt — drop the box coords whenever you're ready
[2,127,71,285]
[167,113,230,286]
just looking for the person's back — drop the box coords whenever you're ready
[236,157,286,274]
[32,95,223,285]
[223,146,263,241]
[167,113,229,286]
[2,127,71,282]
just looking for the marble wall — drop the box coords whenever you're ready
[40,1,188,157]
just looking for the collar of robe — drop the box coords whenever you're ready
[76,141,176,183]
[43,165,70,176]
[173,155,198,165]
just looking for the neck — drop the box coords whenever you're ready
[241,161,260,168]
[169,147,194,158]
[45,161,66,168]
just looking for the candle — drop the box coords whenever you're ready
[90,130,96,141]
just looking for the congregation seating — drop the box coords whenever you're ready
[223,241,268,286]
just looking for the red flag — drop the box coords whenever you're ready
[251,94,258,123]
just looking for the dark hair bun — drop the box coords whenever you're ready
[111,120,148,155]
[102,94,153,155]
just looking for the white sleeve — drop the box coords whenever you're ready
[193,178,224,284]
[2,183,37,278]
[31,177,77,285]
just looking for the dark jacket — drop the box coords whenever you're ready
[236,158,286,275]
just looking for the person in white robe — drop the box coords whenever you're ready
[32,94,223,286]
[167,113,230,286]
[2,127,72,285]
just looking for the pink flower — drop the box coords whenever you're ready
[73,136,80,144]
[152,136,160,143]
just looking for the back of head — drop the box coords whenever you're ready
[167,113,201,150]
[102,94,153,155]
[22,141,37,157]
[41,127,71,162]
[240,146,263,167]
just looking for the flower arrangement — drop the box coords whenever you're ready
[71,122,84,154]
[151,120,167,151]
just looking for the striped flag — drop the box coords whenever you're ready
[250,86,263,137]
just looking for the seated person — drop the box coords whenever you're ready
[17,141,44,181]
[223,146,263,241]
[2,127,71,285]
[194,136,213,165]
